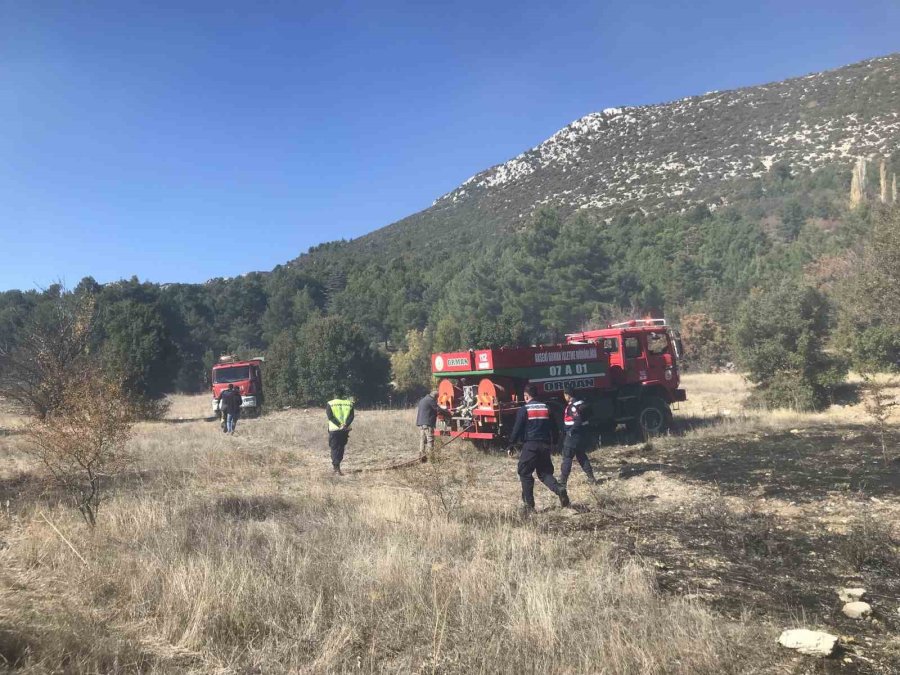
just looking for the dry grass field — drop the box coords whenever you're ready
[1,374,899,673]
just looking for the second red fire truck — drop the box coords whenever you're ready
[211,356,265,418]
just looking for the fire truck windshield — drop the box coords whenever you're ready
[214,366,250,383]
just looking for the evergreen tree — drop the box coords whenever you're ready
[295,316,390,405]
[733,279,846,410]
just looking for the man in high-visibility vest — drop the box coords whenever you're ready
[326,394,355,475]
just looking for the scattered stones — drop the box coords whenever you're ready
[778,629,838,657]
[842,602,872,619]
[837,588,866,603]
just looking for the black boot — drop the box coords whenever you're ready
[558,487,570,508]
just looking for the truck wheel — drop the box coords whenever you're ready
[634,396,672,437]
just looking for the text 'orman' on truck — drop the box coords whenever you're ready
[211,356,265,418]
[431,318,686,447]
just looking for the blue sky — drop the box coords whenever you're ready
[2,0,898,291]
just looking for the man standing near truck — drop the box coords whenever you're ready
[560,383,598,486]
[326,394,355,475]
[223,383,242,434]
[508,385,570,512]
[218,384,233,433]
[415,389,451,456]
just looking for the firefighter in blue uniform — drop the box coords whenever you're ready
[508,384,570,512]
[560,382,598,486]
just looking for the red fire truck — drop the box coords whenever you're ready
[211,356,265,418]
[432,319,685,445]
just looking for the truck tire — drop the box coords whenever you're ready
[633,396,672,437]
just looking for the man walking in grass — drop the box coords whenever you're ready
[326,394,355,475]
[560,382,598,486]
[218,385,232,432]
[223,383,242,434]
[508,384,570,513]
[415,389,451,456]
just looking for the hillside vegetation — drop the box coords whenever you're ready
[1,55,899,407]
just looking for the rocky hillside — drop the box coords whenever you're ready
[322,53,899,258]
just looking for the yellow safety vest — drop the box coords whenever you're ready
[327,398,354,431]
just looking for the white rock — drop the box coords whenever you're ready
[778,629,838,657]
[837,588,866,603]
[842,602,872,619]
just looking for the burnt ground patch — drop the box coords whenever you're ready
[0,472,68,515]
[602,425,900,502]
[215,494,294,521]
[547,496,900,673]
[0,625,33,668]
[0,468,190,517]
[553,425,900,673]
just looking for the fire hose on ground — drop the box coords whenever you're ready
[342,420,475,475]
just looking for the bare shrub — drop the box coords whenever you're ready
[399,446,476,520]
[24,372,136,527]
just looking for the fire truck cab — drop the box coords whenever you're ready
[211,356,265,418]
[565,318,686,434]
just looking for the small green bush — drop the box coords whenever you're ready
[733,279,847,410]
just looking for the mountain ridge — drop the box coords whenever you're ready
[295,52,899,264]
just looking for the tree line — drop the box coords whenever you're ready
[1,158,897,411]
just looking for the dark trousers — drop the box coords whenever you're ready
[329,430,349,468]
[517,441,562,508]
[560,433,596,484]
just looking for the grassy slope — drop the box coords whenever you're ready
[1,375,899,673]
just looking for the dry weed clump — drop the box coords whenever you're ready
[837,509,900,574]
[398,445,476,520]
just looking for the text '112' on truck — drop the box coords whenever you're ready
[211,356,265,418]
[431,319,686,446]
